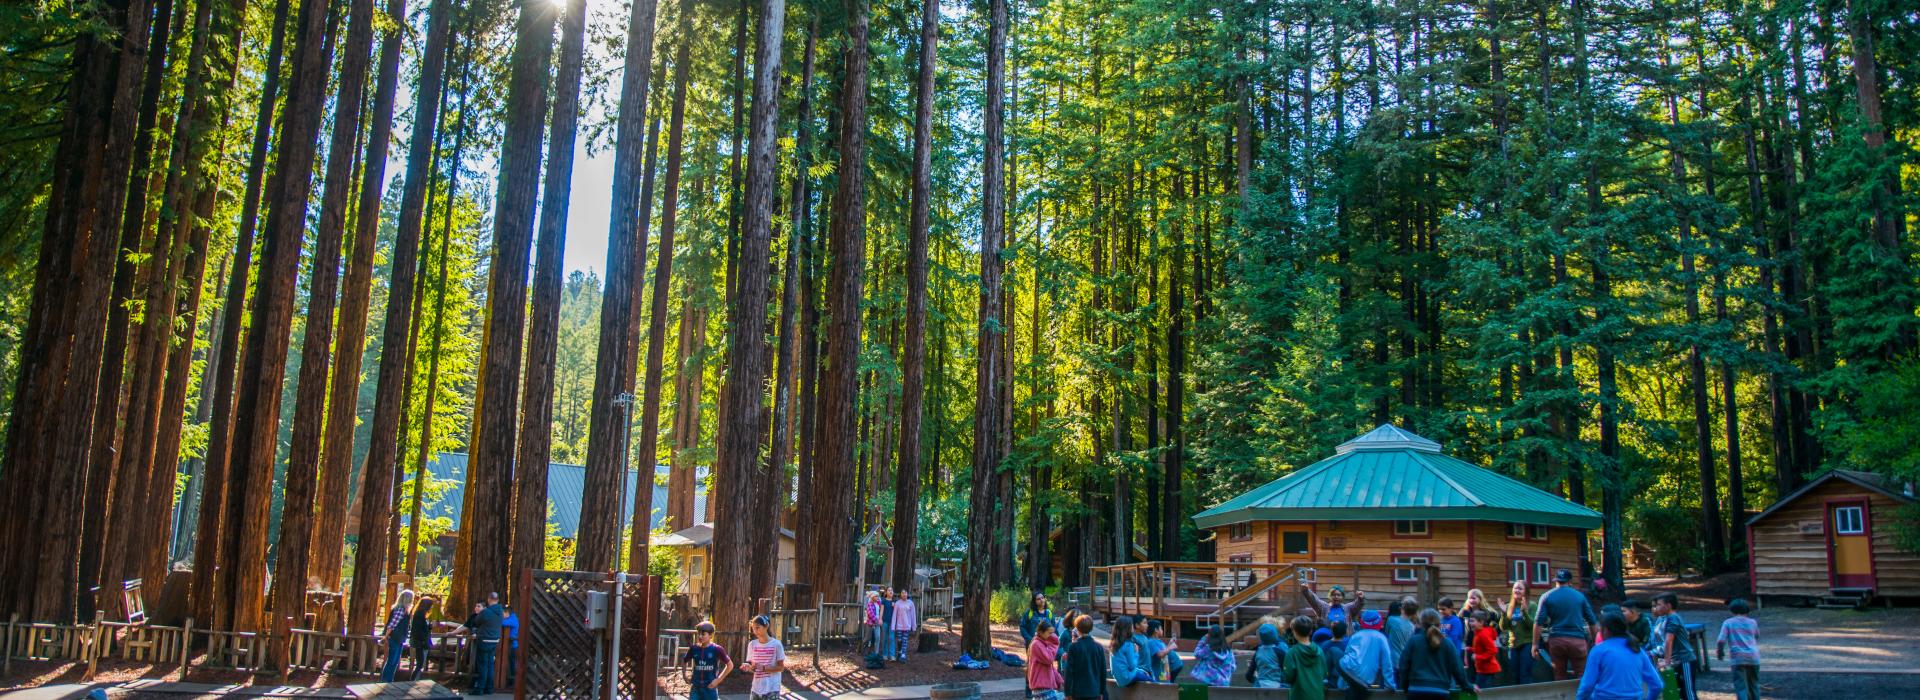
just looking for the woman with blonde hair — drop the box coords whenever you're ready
[379,589,416,681]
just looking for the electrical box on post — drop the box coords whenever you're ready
[585,590,610,630]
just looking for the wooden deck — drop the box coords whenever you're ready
[1078,561,1439,631]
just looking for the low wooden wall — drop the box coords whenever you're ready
[1109,679,1580,700]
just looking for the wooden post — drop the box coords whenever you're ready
[5,612,17,676]
[85,611,104,681]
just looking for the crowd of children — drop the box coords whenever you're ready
[1021,574,1760,700]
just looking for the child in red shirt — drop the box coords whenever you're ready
[1469,611,1504,688]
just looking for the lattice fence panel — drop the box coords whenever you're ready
[615,575,660,700]
[522,571,603,699]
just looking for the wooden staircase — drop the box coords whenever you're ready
[1196,566,1302,636]
[1818,588,1874,610]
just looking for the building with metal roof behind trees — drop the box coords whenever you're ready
[1087,425,1600,633]
[1193,424,1601,598]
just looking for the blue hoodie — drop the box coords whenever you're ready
[1253,624,1286,687]
[1110,635,1152,687]
[1576,638,1663,700]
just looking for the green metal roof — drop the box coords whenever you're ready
[1192,425,1602,530]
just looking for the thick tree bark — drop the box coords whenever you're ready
[87,0,184,616]
[276,0,381,631]
[462,0,556,602]
[220,0,336,634]
[191,0,289,628]
[890,0,936,593]
[0,0,155,621]
[711,0,788,632]
[77,0,176,613]
[648,5,696,534]
[809,0,872,606]
[516,0,588,597]
[576,0,662,573]
[347,0,456,635]
[314,0,408,594]
[765,20,817,595]
[963,0,1008,658]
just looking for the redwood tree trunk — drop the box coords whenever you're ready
[575,0,661,573]
[963,0,1008,658]
[891,0,936,593]
[0,0,154,622]
[191,0,289,628]
[276,0,381,631]
[462,0,556,603]
[644,6,696,535]
[711,0,788,632]
[808,0,872,606]
[220,0,337,634]
[313,0,408,594]
[347,0,456,634]
[516,0,587,597]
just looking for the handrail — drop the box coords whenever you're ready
[1196,566,1298,632]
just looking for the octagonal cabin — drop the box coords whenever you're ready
[1192,425,1602,599]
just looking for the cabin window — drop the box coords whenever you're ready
[1834,506,1865,535]
[1507,523,1549,542]
[1508,557,1551,586]
[688,554,705,577]
[1228,554,1254,564]
[1392,553,1431,583]
[1229,523,1254,541]
[1281,531,1311,555]
[1393,520,1431,537]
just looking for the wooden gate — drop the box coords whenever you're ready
[517,570,660,700]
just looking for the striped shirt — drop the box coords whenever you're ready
[1716,616,1760,665]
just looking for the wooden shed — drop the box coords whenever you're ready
[1191,425,1602,598]
[1746,469,1919,605]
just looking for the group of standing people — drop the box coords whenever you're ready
[376,589,516,696]
[863,586,921,664]
[1015,569,1759,700]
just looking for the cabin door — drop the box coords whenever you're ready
[1269,524,1314,564]
[1827,500,1875,590]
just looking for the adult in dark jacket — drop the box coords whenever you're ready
[408,596,438,680]
[1398,609,1477,700]
[1062,616,1110,700]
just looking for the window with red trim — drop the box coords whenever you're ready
[1392,553,1432,584]
[1229,523,1253,541]
[1507,557,1552,586]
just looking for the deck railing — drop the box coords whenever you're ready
[1088,561,1440,629]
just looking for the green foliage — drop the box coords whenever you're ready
[989,587,1029,625]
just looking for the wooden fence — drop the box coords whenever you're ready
[99,619,192,667]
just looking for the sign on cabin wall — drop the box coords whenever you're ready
[1798,520,1824,536]
[1321,536,1347,550]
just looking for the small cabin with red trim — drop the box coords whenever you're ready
[1747,469,1919,604]
[1191,425,1602,598]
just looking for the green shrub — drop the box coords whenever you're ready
[990,587,1031,625]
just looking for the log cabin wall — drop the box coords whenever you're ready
[1211,520,1586,604]
[1750,479,1920,600]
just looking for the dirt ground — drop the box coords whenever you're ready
[1625,575,1920,698]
